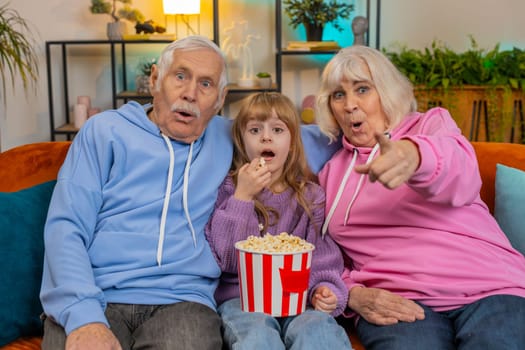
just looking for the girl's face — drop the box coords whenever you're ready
[242,110,291,182]
[329,76,389,147]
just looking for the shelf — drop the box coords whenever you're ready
[117,91,154,100]
[46,40,181,141]
[227,83,279,93]
[46,1,337,141]
[280,49,340,55]
[54,123,78,134]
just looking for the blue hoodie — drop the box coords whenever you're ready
[40,101,233,334]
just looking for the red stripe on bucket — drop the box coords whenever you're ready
[263,253,273,314]
[281,254,293,317]
[245,252,255,312]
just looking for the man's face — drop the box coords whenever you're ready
[149,48,226,143]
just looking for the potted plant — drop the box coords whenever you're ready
[0,3,39,107]
[89,0,145,40]
[283,0,354,41]
[135,57,156,94]
[383,36,525,142]
[256,72,272,89]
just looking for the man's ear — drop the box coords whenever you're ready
[149,64,159,92]
[216,87,228,114]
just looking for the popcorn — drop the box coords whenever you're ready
[256,157,266,170]
[236,232,314,253]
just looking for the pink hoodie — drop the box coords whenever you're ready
[319,107,525,312]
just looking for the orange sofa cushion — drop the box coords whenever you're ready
[471,142,525,213]
[0,337,41,350]
[0,141,70,192]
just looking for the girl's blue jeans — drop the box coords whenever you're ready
[218,298,353,349]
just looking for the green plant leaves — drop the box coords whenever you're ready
[384,36,525,91]
[0,3,39,106]
[283,0,354,32]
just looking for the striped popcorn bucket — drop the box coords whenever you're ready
[235,242,314,317]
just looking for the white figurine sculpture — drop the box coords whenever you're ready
[352,16,368,46]
[222,20,260,87]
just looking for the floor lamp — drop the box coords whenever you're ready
[163,0,201,38]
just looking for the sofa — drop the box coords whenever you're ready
[1,140,524,350]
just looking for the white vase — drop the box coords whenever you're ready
[257,77,272,89]
[107,22,126,41]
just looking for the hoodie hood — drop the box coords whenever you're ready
[118,101,162,136]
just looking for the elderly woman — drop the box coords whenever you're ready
[316,45,525,349]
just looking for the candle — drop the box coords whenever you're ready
[77,95,91,111]
[74,104,88,129]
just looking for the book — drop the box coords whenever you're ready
[286,40,340,51]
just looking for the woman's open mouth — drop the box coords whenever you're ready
[351,122,363,131]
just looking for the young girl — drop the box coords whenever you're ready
[205,92,352,349]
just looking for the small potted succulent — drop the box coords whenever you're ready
[256,72,272,89]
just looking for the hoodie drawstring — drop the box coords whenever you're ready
[321,143,380,237]
[182,140,197,247]
[342,143,380,224]
[158,134,196,266]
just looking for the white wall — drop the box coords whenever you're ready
[2,0,525,151]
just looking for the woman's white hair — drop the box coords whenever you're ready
[316,45,417,142]
[154,35,228,109]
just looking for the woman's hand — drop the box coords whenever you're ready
[234,157,272,201]
[312,286,338,314]
[348,286,425,326]
[355,133,421,189]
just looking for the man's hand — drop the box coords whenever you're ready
[311,285,338,314]
[348,286,425,326]
[355,133,420,189]
[66,323,122,350]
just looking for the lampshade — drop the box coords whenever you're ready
[163,0,200,15]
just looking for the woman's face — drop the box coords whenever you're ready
[329,75,389,147]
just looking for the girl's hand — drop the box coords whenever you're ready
[234,157,272,201]
[312,286,338,314]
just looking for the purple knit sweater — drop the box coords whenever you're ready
[205,175,348,316]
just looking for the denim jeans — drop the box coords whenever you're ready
[218,298,352,350]
[356,294,525,350]
[41,301,222,350]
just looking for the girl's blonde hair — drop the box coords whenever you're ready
[316,45,418,142]
[231,92,317,233]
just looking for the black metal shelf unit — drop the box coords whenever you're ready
[46,1,370,140]
[46,39,173,140]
